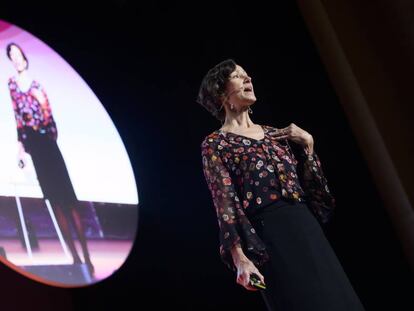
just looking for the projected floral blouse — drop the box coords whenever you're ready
[8,77,57,142]
[200,124,336,272]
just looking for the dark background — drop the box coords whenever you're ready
[1,1,413,310]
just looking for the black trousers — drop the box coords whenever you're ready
[22,129,78,209]
[250,199,366,311]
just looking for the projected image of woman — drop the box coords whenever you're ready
[198,59,366,310]
[6,42,95,276]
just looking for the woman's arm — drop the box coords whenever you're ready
[200,136,268,275]
[8,78,26,162]
[303,133,314,155]
[230,241,266,291]
[299,145,336,224]
[230,244,249,265]
[30,82,58,140]
[30,83,52,120]
[275,123,335,224]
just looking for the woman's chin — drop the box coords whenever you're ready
[246,97,257,105]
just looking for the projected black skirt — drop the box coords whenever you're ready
[250,199,366,311]
[22,129,78,209]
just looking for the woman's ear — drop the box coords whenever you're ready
[219,95,227,108]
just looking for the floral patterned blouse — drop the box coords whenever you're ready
[200,124,336,272]
[8,77,58,142]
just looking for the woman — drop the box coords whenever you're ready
[6,42,95,276]
[198,59,365,310]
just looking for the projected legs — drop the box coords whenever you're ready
[17,130,96,276]
[52,204,82,264]
[70,207,94,275]
[51,202,94,275]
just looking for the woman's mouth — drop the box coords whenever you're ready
[243,86,253,93]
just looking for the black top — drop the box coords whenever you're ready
[200,124,336,272]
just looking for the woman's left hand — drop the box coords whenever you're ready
[275,123,314,154]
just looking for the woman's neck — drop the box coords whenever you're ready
[221,112,255,130]
[15,70,32,91]
[17,69,29,80]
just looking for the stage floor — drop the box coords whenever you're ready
[0,238,133,281]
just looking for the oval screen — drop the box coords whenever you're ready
[0,20,139,287]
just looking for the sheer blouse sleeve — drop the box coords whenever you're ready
[8,78,24,142]
[32,81,57,140]
[298,148,336,224]
[201,137,269,272]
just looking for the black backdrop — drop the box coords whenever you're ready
[0,2,413,310]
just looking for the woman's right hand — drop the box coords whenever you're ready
[235,258,266,291]
[17,142,26,168]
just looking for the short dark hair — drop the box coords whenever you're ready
[6,42,29,70]
[197,59,237,122]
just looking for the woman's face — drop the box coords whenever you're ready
[223,64,256,110]
[9,45,27,72]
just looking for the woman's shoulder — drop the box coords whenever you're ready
[200,129,222,149]
[8,76,16,85]
[30,79,42,89]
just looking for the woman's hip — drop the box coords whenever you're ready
[250,199,326,249]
